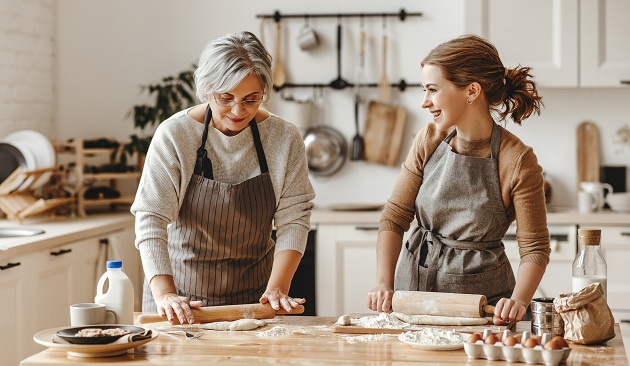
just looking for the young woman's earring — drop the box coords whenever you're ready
[467,98,473,104]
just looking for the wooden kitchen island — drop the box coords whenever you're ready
[21,316,629,365]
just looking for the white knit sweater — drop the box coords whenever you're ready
[130,109,315,281]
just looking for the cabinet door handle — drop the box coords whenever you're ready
[621,232,630,237]
[0,262,21,271]
[50,248,72,256]
[355,226,380,231]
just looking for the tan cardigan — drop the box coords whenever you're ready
[380,123,551,269]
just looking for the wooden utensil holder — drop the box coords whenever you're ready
[0,166,74,223]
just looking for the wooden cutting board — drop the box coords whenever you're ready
[577,121,600,187]
[363,101,407,166]
[332,321,512,335]
[332,312,514,335]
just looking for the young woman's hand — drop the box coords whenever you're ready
[260,288,306,312]
[493,297,527,325]
[367,285,395,313]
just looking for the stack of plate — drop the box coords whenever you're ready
[0,130,56,192]
[606,192,630,212]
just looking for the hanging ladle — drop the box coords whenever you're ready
[329,22,349,90]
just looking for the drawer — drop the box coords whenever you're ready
[599,226,630,245]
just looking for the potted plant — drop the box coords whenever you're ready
[124,65,197,169]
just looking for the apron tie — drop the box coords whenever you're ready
[418,227,504,292]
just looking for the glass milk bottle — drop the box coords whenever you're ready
[572,228,607,300]
[95,260,135,324]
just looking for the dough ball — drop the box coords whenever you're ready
[337,314,351,326]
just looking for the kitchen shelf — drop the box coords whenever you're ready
[256,9,423,22]
[55,138,140,217]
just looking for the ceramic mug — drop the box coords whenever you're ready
[70,303,117,326]
[297,25,319,51]
[580,182,614,210]
[577,191,598,213]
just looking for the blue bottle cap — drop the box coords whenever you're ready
[106,260,122,268]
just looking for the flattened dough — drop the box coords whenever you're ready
[392,312,488,326]
[200,319,267,331]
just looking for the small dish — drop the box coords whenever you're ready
[34,326,156,358]
[56,325,145,345]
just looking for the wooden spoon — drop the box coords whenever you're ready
[272,21,286,89]
[377,33,392,101]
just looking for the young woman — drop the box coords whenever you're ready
[132,31,314,324]
[367,35,550,325]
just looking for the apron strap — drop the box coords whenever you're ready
[249,119,269,174]
[489,123,502,160]
[194,104,214,179]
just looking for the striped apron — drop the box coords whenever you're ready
[142,105,276,311]
[394,123,516,305]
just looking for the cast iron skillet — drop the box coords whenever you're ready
[303,125,347,177]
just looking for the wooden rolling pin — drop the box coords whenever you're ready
[392,291,495,318]
[138,303,304,325]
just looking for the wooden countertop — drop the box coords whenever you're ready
[21,317,629,365]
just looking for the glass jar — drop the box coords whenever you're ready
[571,228,607,300]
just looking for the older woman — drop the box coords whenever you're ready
[131,31,314,325]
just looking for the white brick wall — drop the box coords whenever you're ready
[0,0,55,139]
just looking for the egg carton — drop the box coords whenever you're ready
[463,329,571,366]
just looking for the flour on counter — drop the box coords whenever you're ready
[256,325,294,337]
[398,328,462,346]
[343,334,394,344]
[355,312,410,329]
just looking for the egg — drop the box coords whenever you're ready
[484,335,499,344]
[552,336,569,348]
[503,336,517,347]
[544,340,560,350]
[524,338,539,348]
[467,333,482,343]
[514,334,522,343]
[496,331,504,341]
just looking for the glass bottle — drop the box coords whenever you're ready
[572,228,607,300]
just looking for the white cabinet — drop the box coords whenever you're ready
[0,226,137,365]
[465,0,630,87]
[598,225,630,321]
[316,224,410,317]
[316,224,380,317]
[0,254,33,366]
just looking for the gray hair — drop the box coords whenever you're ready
[194,31,272,102]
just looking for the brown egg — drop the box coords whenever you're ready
[496,331,504,341]
[467,333,482,343]
[544,340,560,350]
[514,334,523,343]
[524,338,539,348]
[503,336,517,347]
[484,335,499,344]
[532,335,542,343]
[552,336,569,348]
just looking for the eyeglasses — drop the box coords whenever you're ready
[211,93,264,108]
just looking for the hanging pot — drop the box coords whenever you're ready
[303,125,347,177]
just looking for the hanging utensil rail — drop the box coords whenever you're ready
[257,9,422,22]
[258,9,424,91]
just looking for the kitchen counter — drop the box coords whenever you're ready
[311,207,630,225]
[0,212,134,260]
[21,317,629,365]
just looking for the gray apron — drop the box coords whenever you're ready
[394,123,515,305]
[143,105,276,311]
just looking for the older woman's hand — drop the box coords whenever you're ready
[155,292,203,325]
[260,288,306,312]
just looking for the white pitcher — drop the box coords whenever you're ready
[579,181,614,211]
